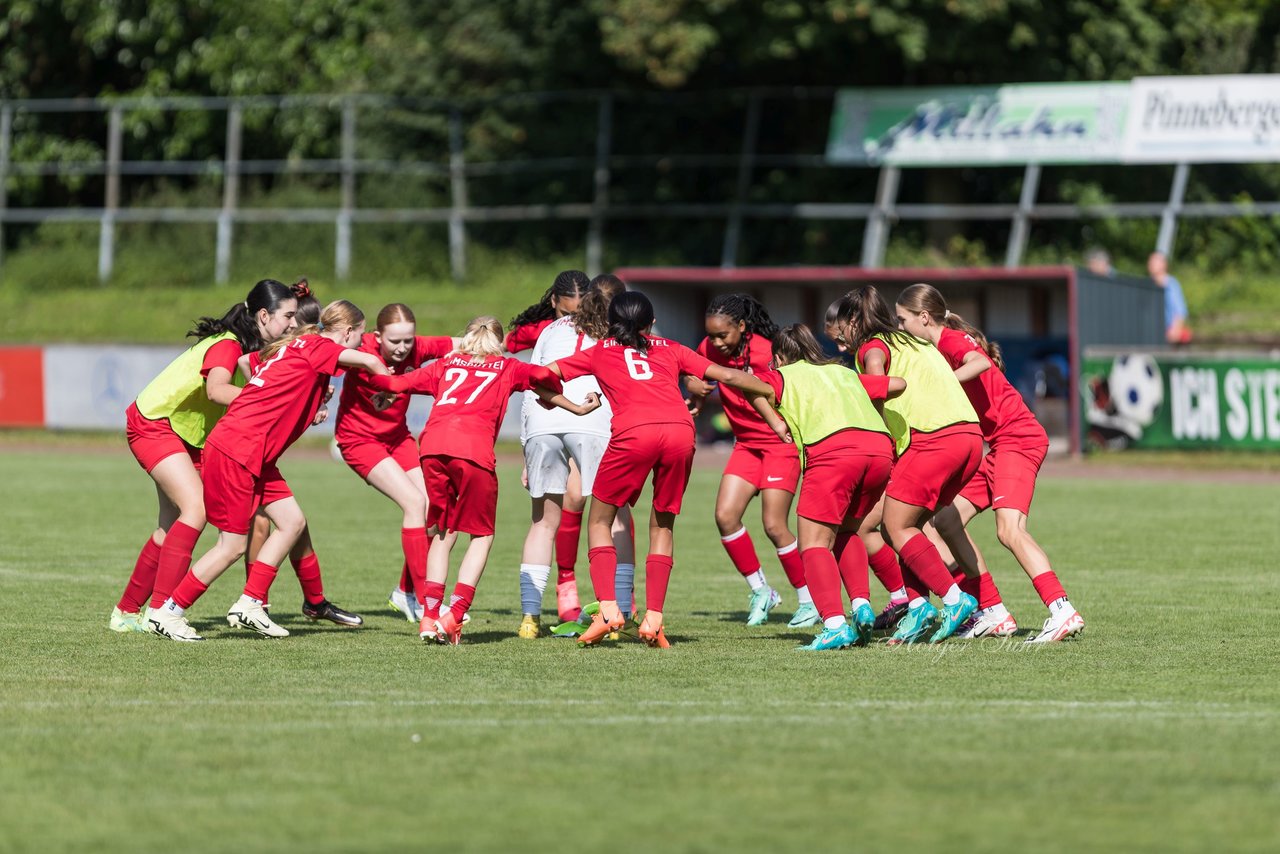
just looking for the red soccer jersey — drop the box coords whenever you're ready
[504,318,554,354]
[555,336,713,436]
[375,353,541,471]
[200,338,242,379]
[335,333,454,446]
[206,334,344,474]
[935,327,1045,445]
[696,334,786,448]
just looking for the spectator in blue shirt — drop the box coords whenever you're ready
[1148,251,1191,345]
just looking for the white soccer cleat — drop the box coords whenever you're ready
[147,607,204,642]
[1025,609,1085,644]
[957,609,1018,639]
[227,595,290,638]
[388,588,421,623]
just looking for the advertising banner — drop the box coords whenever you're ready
[1124,75,1280,163]
[35,344,524,440]
[1082,352,1280,451]
[827,83,1132,165]
[0,347,46,427]
[828,75,1280,166]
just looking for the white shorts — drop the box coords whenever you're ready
[523,433,610,498]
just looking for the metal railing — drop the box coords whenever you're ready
[1,90,1277,283]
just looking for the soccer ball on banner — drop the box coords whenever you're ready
[1109,354,1163,428]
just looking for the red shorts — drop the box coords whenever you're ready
[958,440,1048,515]
[125,402,201,473]
[724,442,800,494]
[885,425,983,513]
[796,431,894,525]
[422,455,498,536]
[593,424,695,514]
[202,446,294,535]
[339,434,418,480]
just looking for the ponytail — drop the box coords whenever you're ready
[772,324,839,368]
[606,290,655,353]
[260,299,364,360]
[457,316,505,358]
[826,286,915,354]
[706,293,779,341]
[896,282,1004,371]
[187,278,297,353]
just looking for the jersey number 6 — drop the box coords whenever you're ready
[624,348,653,381]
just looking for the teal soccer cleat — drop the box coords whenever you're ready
[746,586,781,626]
[798,622,856,651]
[852,602,876,647]
[930,593,978,644]
[889,601,938,645]
[786,601,821,629]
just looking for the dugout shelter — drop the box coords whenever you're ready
[614,265,1163,456]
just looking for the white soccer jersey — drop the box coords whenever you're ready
[520,315,613,441]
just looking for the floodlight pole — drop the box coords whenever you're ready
[98,105,122,283]
[0,105,11,275]
[861,166,899,268]
[448,109,468,281]
[721,93,761,269]
[1156,162,1190,258]
[336,97,356,281]
[1005,163,1041,268]
[215,103,242,285]
[586,94,613,277]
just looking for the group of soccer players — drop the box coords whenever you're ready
[109,270,1084,648]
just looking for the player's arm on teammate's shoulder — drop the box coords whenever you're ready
[338,349,390,377]
[204,366,240,406]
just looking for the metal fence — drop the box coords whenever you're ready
[1,90,1278,283]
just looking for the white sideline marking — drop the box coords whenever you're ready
[2,696,1274,724]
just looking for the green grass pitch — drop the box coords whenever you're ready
[1,446,1277,852]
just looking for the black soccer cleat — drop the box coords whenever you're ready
[872,601,908,633]
[302,599,364,628]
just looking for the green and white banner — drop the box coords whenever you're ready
[1082,352,1280,451]
[827,76,1280,166]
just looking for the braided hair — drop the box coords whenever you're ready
[706,292,778,368]
[509,270,590,329]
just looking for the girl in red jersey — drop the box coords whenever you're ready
[894,284,1084,643]
[335,303,460,623]
[111,279,298,635]
[547,291,774,648]
[149,300,388,642]
[507,270,593,608]
[241,282,363,627]
[826,286,983,644]
[746,324,903,650]
[364,316,592,644]
[687,294,814,629]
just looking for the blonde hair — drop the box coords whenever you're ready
[895,283,1004,371]
[457,315,504,357]
[260,299,365,360]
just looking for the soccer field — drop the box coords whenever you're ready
[2,446,1277,852]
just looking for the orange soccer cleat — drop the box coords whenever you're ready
[576,602,625,647]
[435,611,464,646]
[638,612,670,649]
